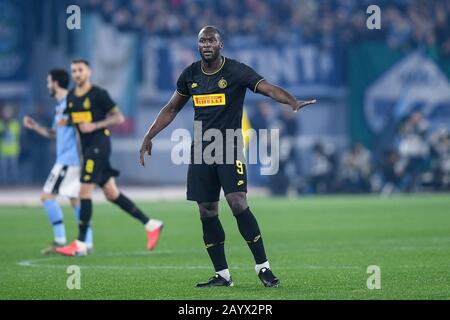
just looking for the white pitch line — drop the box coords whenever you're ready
[16,256,362,271]
[17,260,212,270]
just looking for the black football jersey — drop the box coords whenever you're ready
[64,85,117,149]
[176,57,264,134]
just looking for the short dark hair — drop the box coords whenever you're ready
[48,69,70,89]
[199,26,223,42]
[71,58,90,66]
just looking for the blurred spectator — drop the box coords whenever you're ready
[339,143,372,193]
[386,7,413,49]
[268,106,302,195]
[307,142,337,194]
[248,101,273,187]
[430,127,450,190]
[251,101,272,132]
[20,104,53,184]
[379,148,403,195]
[397,111,429,192]
[0,104,21,185]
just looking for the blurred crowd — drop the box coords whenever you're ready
[78,0,450,55]
[249,103,450,196]
[0,105,21,185]
[0,104,53,186]
[2,0,450,194]
[2,104,450,195]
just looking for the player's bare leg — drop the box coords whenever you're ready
[225,192,279,287]
[102,177,163,251]
[196,201,233,287]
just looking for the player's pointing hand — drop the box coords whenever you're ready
[139,135,153,167]
[291,99,317,112]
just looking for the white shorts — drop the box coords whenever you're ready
[43,164,81,198]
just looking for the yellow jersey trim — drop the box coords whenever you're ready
[176,90,189,97]
[201,57,226,75]
[253,78,265,93]
[110,106,120,113]
[74,84,93,98]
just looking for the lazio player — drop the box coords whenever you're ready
[23,69,93,254]
[140,26,316,287]
[56,59,163,256]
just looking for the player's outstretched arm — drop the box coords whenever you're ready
[256,80,317,112]
[139,91,189,167]
[22,116,56,139]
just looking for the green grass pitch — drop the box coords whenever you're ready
[0,194,449,299]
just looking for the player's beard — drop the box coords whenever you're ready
[75,77,86,88]
[201,49,219,63]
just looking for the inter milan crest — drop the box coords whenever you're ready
[83,97,91,109]
[218,78,227,89]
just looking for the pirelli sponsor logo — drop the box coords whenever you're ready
[193,94,226,107]
[71,111,92,123]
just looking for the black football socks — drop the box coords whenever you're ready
[201,215,228,272]
[78,199,92,242]
[112,193,150,225]
[234,207,267,265]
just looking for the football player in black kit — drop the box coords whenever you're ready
[57,59,163,256]
[139,27,316,287]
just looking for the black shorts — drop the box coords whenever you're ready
[80,145,119,187]
[187,160,247,202]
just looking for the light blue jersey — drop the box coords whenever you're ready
[54,97,80,166]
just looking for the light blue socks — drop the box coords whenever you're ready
[43,200,66,244]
